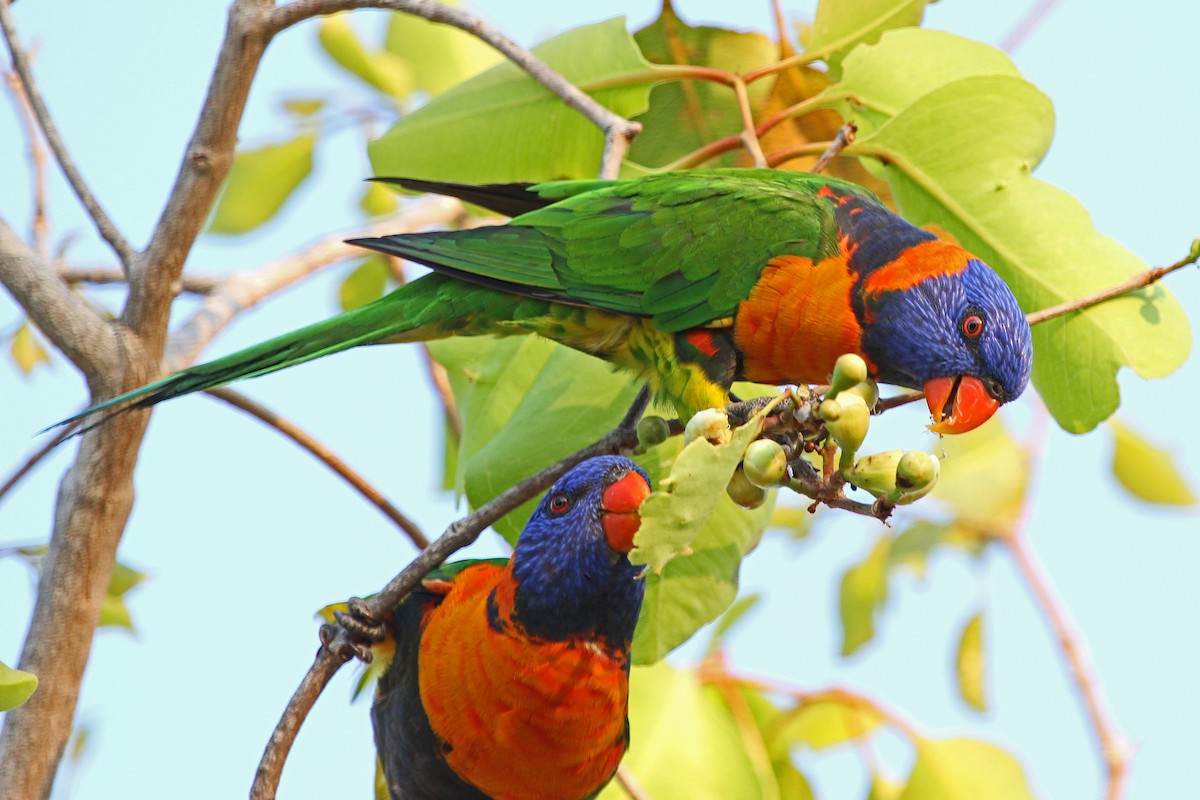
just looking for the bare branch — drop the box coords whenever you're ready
[0,218,119,375]
[1026,244,1199,326]
[3,70,49,256]
[57,266,220,294]
[251,391,650,798]
[732,77,768,168]
[0,423,76,507]
[0,1,135,269]
[1001,0,1062,53]
[810,122,857,174]
[265,0,641,178]
[165,196,461,370]
[205,387,430,549]
[614,764,651,800]
[129,0,276,338]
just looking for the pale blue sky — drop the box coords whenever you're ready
[2,2,1198,798]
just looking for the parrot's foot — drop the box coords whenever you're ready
[726,394,795,428]
[320,597,386,663]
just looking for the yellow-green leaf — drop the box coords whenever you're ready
[282,97,325,117]
[767,503,813,541]
[370,18,656,183]
[318,13,412,99]
[839,536,891,656]
[956,611,987,712]
[807,0,928,79]
[773,697,883,750]
[1109,419,1198,506]
[384,1,502,97]
[10,322,50,375]
[889,520,984,579]
[0,660,38,711]
[209,134,316,235]
[932,418,1028,532]
[707,594,762,654]
[339,257,390,311]
[360,181,400,217]
[98,593,134,631]
[596,663,763,800]
[899,737,1035,800]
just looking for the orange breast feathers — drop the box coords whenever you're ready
[417,563,631,800]
[734,254,868,385]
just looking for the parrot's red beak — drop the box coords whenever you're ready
[601,471,651,554]
[924,376,1000,435]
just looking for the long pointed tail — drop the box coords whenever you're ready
[53,273,504,430]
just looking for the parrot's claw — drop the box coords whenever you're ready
[322,596,386,663]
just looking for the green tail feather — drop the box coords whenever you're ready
[54,274,539,430]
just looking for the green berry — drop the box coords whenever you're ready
[828,353,869,398]
[743,439,788,488]
[726,467,768,509]
[637,415,672,448]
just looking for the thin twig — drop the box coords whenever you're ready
[3,70,49,258]
[57,267,220,295]
[251,392,649,799]
[1025,245,1199,326]
[0,1,135,270]
[204,388,430,550]
[1001,0,1062,53]
[0,423,76,507]
[614,764,651,800]
[266,0,641,178]
[732,76,768,168]
[810,122,856,174]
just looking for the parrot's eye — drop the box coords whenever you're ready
[961,313,985,338]
[548,493,571,514]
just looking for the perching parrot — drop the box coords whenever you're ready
[370,455,651,800]
[62,169,1032,433]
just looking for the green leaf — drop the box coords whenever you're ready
[209,134,316,235]
[339,257,390,312]
[318,13,413,99]
[360,181,400,217]
[632,488,774,664]
[596,662,763,799]
[767,503,813,541]
[899,737,1035,800]
[839,536,890,656]
[99,561,146,632]
[629,6,776,169]
[955,611,987,712]
[1109,419,1197,506]
[889,520,983,578]
[10,322,51,375]
[369,18,656,183]
[0,660,38,711]
[631,400,776,571]
[772,697,883,750]
[932,418,1028,532]
[806,0,928,79]
[825,31,1190,431]
[428,335,641,541]
[384,1,503,97]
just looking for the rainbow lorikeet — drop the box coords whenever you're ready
[63,169,1032,433]
[370,455,650,800]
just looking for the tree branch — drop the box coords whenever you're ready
[3,69,49,256]
[250,392,649,799]
[0,423,76,507]
[165,196,461,370]
[57,266,220,295]
[204,387,430,549]
[0,218,119,376]
[265,0,641,178]
[1025,243,1199,326]
[128,0,275,339]
[0,0,136,269]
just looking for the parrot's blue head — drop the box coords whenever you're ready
[510,455,650,647]
[862,255,1033,433]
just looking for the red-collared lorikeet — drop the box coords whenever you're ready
[60,169,1032,433]
[371,455,650,800]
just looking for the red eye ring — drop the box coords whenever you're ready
[548,493,571,514]
[961,314,984,338]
